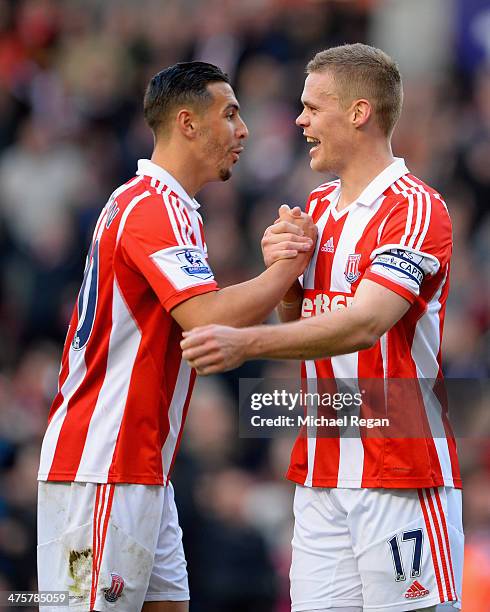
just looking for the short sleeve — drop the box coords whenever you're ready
[120,195,218,311]
[364,193,452,303]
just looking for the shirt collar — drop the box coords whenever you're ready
[136,159,200,210]
[356,157,409,206]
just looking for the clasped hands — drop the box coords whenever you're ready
[180,206,317,374]
[262,204,317,273]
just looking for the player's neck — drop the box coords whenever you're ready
[150,145,202,198]
[336,145,394,212]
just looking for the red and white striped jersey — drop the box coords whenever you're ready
[38,159,218,485]
[287,158,461,490]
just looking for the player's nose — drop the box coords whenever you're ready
[237,116,249,140]
[296,109,308,127]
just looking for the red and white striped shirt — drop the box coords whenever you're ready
[287,158,461,489]
[38,159,218,485]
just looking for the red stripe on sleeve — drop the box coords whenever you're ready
[363,270,417,304]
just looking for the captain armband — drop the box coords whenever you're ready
[370,249,426,294]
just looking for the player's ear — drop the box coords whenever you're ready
[351,98,371,129]
[176,108,199,140]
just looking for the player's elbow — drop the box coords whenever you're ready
[351,308,386,350]
[356,329,380,351]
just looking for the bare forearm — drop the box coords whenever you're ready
[277,280,303,322]
[180,280,411,375]
[244,306,378,360]
[201,261,302,327]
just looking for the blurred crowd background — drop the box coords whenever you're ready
[0,0,488,610]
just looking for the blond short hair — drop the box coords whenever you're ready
[307,43,403,137]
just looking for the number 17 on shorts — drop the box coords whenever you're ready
[361,488,464,609]
[290,486,464,611]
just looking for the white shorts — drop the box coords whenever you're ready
[290,486,463,612]
[37,481,189,611]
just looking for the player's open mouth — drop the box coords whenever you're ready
[305,136,321,154]
[231,147,244,162]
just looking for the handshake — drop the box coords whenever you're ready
[180,205,317,375]
[261,204,317,273]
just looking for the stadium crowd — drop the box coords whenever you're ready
[0,0,488,610]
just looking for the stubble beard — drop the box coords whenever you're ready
[219,167,232,181]
[202,130,232,182]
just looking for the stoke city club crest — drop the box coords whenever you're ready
[344,253,361,283]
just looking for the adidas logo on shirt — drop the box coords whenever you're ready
[404,581,429,599]
[321,237,334,253]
